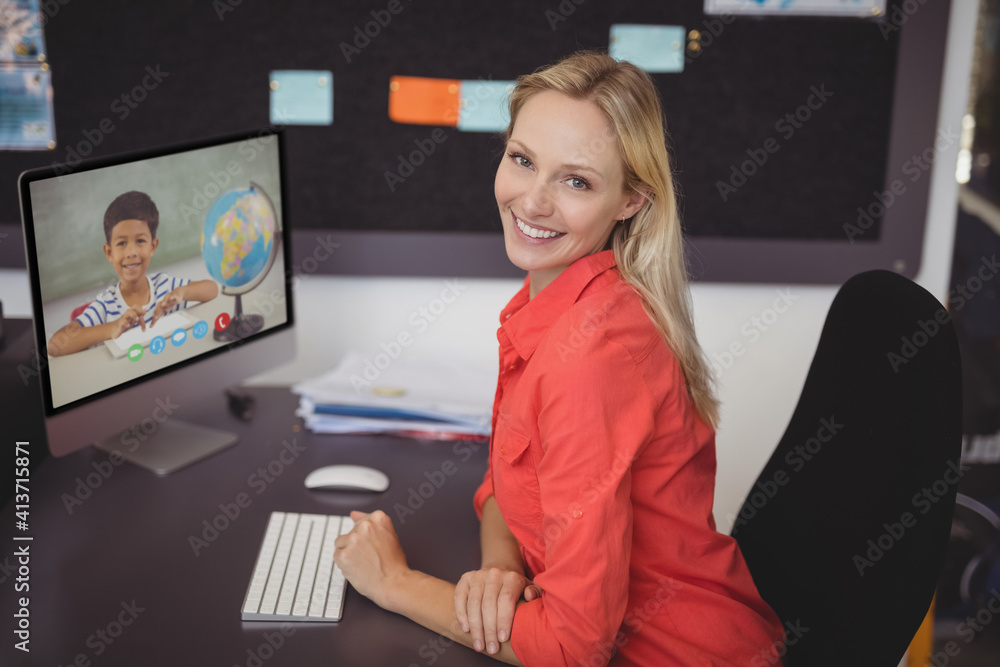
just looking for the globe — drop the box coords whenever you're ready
[200,183,279,341]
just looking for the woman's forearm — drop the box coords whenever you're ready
[480,496,525,573]
[333,510,525,664]
[385,570,524,666]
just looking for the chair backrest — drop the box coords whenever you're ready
[732,270,963,666]
[70,302,91,321]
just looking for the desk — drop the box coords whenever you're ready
[0,386,497,666]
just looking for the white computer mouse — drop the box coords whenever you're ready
[303,465,390,492]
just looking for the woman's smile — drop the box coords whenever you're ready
[512,213,566,241]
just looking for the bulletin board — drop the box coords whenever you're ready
[0,0,950,283]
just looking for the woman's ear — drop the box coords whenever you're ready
[620,187,650,220]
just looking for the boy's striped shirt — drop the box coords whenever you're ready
[74,273,191,328]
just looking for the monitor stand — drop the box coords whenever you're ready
[93,420,237,476]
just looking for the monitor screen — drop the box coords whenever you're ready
[19,129,295,472]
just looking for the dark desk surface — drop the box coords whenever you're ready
[0,384,497,667]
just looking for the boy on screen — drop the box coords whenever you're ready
[47,191,218,357]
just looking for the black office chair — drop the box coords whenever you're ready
[732,270,963,666]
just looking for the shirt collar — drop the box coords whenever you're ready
[115,274,154,310]
[500,250,619,360]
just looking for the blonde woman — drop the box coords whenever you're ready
[335,52,785,666]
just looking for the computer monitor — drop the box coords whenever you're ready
[18,129,295,474]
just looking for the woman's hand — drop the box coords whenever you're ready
[454,567,542,655]
[333,510,411,610]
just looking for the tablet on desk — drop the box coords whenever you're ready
[103,310,199,359]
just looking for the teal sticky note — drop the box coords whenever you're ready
[269,70,333,125]
[458,80,515,132]
[609,24,685,74]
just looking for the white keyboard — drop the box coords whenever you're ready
[241,511,354,622]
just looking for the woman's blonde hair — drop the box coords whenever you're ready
[505,51,720,429]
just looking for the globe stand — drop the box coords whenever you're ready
[214,294,264,343]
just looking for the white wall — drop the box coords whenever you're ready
[0,0,977,533]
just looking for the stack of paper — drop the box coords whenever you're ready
[292,350,494,440]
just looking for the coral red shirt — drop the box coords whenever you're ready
[473,250,785,666]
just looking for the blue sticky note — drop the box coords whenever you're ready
[609,25,686,74]
[269,70,333,125]
[457,80,515,132]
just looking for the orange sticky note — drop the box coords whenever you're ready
[388,76,461,127]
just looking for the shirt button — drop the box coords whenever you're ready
[572,508,584,519]
[500,446,506,455]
